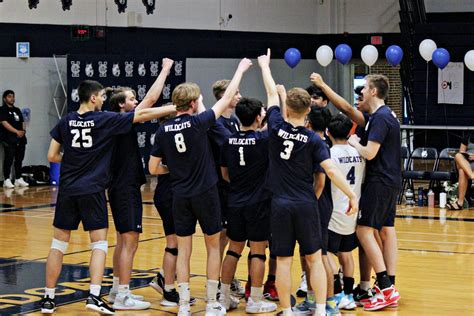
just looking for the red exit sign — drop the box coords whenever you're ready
[371,36,383,45]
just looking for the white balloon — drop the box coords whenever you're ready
[465,50,474,71]
[419,39,437,62]
[316,45,333,67]
[361,45,378,67]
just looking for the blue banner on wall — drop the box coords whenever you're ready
[66,54,185,173]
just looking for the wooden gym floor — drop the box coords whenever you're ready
[0,181,473,315]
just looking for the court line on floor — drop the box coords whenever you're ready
[395,214,474,222]
[397,231,474,238]
[398,248,474,255]
[398,238,474,245]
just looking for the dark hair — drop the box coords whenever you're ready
[307,106,332,132]
[2,90,14,106]
[78,80,104,104]
[235,97,263,127]
[328,113,353,140]
[107,87,135,112]
[306,85,328,101]
[354,85,364,96]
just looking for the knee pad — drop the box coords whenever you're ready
[90,240,108,254]
[249,253,266,261]
[226,250,241,259]
[165,247,178,256]
[51,238,69,254]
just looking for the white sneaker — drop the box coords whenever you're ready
[3,179,14,189]
[108,289,144,304]
[296,272,307,297]
[230,278,245,297]
[218,293,239,310]
[112,293,150,310]
[14,177,29,187]
[205,302,226,316]
[246,297,277,313]
[178,303,191,316]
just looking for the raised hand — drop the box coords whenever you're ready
[238,58,253,73]
[258,48,271,68]
[310,72,324,87]
[162,58,174,70]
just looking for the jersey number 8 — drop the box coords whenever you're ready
[174,133,187,153]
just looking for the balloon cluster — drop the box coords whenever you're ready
[419,39,473,71]
[283,42,473,71]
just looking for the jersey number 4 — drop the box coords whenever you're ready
[71,128,92,148]
[346,166,355,185]
[174,133,187,153]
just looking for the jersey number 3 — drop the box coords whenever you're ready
[280,140,294,160]
[71,128,92,148]
[174,133,187,153]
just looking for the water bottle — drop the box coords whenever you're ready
[428,189,435,208]
[405,188,414,205]
[439,192,447,208]
[418,187,424,207]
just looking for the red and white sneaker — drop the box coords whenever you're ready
[363,285,400,311]
[387,300,399,308]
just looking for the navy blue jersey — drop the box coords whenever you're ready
[220,130,270,207]
[109,124,146,190]
[365,105,401,188]
[151,109,218,196]
[208,115,240,178]
[267,107,330,202]
[50,111,134,196]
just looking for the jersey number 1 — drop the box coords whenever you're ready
[238,147,246,166]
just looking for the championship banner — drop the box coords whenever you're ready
[67,54,185,173]
[438,62,463,105]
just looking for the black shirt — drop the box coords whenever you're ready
[0,105,25,144]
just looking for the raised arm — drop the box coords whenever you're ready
[212,58,252,119]
[136,58,174,111]
[276,84,287,120]
[133,104,176,123]
[47,139,63,163]
[258,49,279,109]
[310,73,366,127]
[320,159,359,215]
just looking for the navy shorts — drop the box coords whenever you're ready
[154,197,175,236]
[358,182,398,230]
[318,192,333,255]
[172,186,222,237]
[54,191,108,231]
[270,197,322,257]
[217,180,230,228]
[109,186,143,234]
[227,199,271,242]
[327,230,357,254]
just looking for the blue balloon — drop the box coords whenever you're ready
[432,48,450,70]
[335,44,352,65]
[284,48,301,69]
[385,45,403,66]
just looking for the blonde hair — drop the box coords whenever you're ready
[172,83,200,111]
[212,79,230,100]
[365,74,389,99]
[286,88,311,115]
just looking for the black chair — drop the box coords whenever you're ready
[430,148,458,183]
[400,147,438,202]
[397,146,410,204]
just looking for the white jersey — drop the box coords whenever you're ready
[329,144,365,235]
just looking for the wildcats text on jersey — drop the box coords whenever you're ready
[277,129,308,142]
[164,121,191,132]
[68,120,95,128]
[228,137,256,145]
[338,155,363,164]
